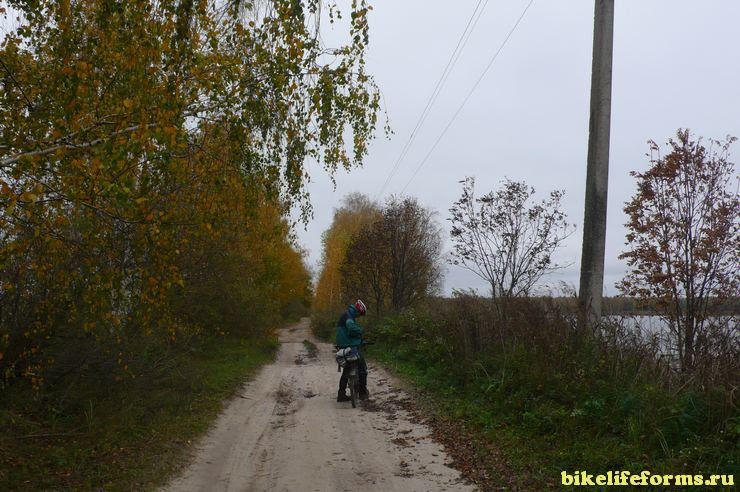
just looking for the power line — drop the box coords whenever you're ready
[399,0,535,196]
[375,0,489,201]
[376,0,487,200]
[437,0,490,104]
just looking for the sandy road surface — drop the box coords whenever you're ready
[164,319,476,492]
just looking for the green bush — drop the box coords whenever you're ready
[368,295,739,485]
[0,334,277,490]
[310,309,337,341]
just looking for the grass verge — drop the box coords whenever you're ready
[367,315,738,491]
[0,335,277,491]
[370,345,564,489]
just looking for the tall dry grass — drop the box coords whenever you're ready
[369,292,738,474]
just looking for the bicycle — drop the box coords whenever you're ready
[335,342,372,408]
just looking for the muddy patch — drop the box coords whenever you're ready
[360,391,422,424]
[274,382,299,419]
[360,398,383,412]
[302,339,319,359]
[362,378,518,490]
[391,436,412,447]
[395,458,414,478]
[294,339,319,365]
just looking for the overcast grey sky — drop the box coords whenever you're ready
[295,0,740,296]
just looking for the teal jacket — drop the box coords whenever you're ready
[335,305,364,347]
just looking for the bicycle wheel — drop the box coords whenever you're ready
[348,366,358,408]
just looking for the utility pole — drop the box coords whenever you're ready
[579,0,614,322]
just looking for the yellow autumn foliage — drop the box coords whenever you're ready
[311,193,380,336]
[0,0,379,387]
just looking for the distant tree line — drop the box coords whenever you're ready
[312,195,443,334]
[314,130,737,379]
[482,296,740,316]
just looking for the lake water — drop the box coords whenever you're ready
[602,315,738,357]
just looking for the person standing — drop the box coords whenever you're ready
[335,299,368,401]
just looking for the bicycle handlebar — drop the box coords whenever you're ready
[334,341,374,350]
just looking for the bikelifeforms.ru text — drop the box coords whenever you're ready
[561,470,734,487]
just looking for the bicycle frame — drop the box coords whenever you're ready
[345,359,359,408]
[336,343,371,408]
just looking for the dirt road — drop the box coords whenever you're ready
[164,319,476,492]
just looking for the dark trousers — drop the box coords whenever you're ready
[338,353,368,393]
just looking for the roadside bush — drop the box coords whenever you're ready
[1,0,375,391]
[310,308,338,341]
[369,293,739,479]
